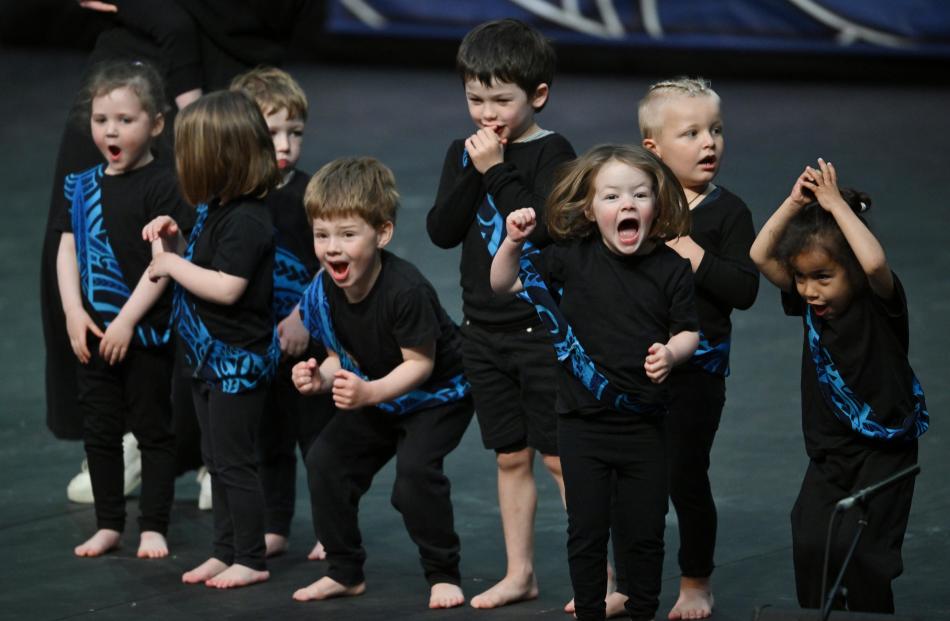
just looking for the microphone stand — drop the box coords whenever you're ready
[820,502,869,621]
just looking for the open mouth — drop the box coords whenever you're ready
[699,154,717,170]
[811,303,830,317]
[617,216,641,245]
[327,260,350,282]
[107,145,122,159]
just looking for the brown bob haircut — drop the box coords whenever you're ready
[230,65,308,121]
[175,90,281,206]
[547,144,691,242]
[304,157,399,229]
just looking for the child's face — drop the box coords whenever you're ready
[643,94,723,196]
[265,107,304,175]
[312,214,393,302]
[790,246,853,320]
[587,160,656,256]
[465,77,548,143]
[91,86,163,175]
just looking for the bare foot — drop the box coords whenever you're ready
[205,563,270,589]
[307,540,326,560]
[182,558,228,584]
[137,531,168,559]
[470,574,538,609]
[75,529,121,557]
[668,576,714,620]
[430,582,465,609]
[293,576,366,601]
[606,591,629,618]
[265,533,288,558]
[564,563,616,613]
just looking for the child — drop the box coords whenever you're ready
[750,159,927,613]
[142,90,282,589]
[230,66,334,560]
[53,60,182,559]
[290,157,474,609]
[491,144,698,621]
[627,76,759,619]
[426,18,576,608]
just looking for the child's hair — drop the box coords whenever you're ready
[78,59,167,123]
[229,66,308,121]
[547,144,690,242]
[456,18,556,111]
[773,189,873,285]
[638,76,719,139]
[174,91,281,206]
[304,157,399,229]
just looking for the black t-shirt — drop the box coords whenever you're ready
[187,196,275,354]
[534,236,698,414]
[687,185,759,346]
[782,273,916,459]
[427,132,576,327]
[322,250,464,387]
[55,160,191,340]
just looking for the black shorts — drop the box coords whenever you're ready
[460,319,558,456]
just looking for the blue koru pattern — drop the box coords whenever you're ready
[273,245,312,319]
[805,306,928,441]
[173,204,279,394]
[465,150,657,415]
[689,332,730,377]
[66,164,169,347]
[298,272,470,415]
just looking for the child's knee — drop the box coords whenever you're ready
[541,454,562,477]
[496,446,533,472]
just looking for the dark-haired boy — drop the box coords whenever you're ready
[427,18,576,609]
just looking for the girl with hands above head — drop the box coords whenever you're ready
[750,159,928,614]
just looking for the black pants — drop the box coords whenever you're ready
[306,397,474,586]
[559,412,668,621]
[192,381,268,570]
[259,356,334,537]
[791,441,918,613]
[78,341,175,534]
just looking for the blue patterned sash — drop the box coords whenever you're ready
[66,164,170,347]
[805,306,928,441]
[298,272,470,415]
[273,245,312,319]
[690,332,730,376]
[173,204,279,394]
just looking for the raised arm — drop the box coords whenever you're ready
[690,205,760,310]
[426,142,484,249]
[490,207,536,294]
[750,168,812,291]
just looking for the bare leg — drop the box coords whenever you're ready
[470,448,540,609]
[605,591,629,618]
[265,533,288,558]
[137,531,169,558]
[205,564,270,589]
[307,540,326,560]
[182,558,228,584]
[75,528,121,557]
[429,583,465,609]
[293,576,366,601]
[668,576,714,620]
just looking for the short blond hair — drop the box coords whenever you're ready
[304,157,399,229]
[230,66,308,121]
[638,76,719,139]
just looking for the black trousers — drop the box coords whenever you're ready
[259,356,334,537]
[791,441,918,613]
[78,340,175,534]
[191,381,268,570]
[559,412,668,621]
[306,397,474,587]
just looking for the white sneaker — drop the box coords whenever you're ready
[196,466,212,511]
[65,433,142,504]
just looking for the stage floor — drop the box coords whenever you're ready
[1,50,948,620]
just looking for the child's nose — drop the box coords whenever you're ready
[274,134,289,152]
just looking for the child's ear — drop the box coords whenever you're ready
[376,221,394,248]
[583,204,596,222]
[642,136,659,156]
[530,83,550,110]
[150,113,165,138]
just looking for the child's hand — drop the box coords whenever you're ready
[292,358,326,396]
[465,127,505,174]
[331,370,377,410]
[644,343,674,384]
[802,158,847,212]
[146,252,176,282]
[505,208,537,243]
[788,167,814,208]
[64,307,104,364]
[278,312,311,359]
[142,216,180,243]
[99,317,133,366]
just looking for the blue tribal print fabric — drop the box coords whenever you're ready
[690,332,730,376]
[273,245,312,319]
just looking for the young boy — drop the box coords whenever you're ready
[230,66,334,560]
[291,157,475,609]
[619,77,758,620]
[426,18,576,609]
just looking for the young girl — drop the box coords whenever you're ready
[142,90,282,589]
[490,144,699,621]
[54,60,183,559]
[750,159,928,613]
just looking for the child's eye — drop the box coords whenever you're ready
[603,193,618,200]
[292,130,303,137]
[712,125,724,135]
[635,192,650,199]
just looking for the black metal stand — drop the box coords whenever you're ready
[820,503,869,621]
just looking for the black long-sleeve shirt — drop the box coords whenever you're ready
[427,133,575,327]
